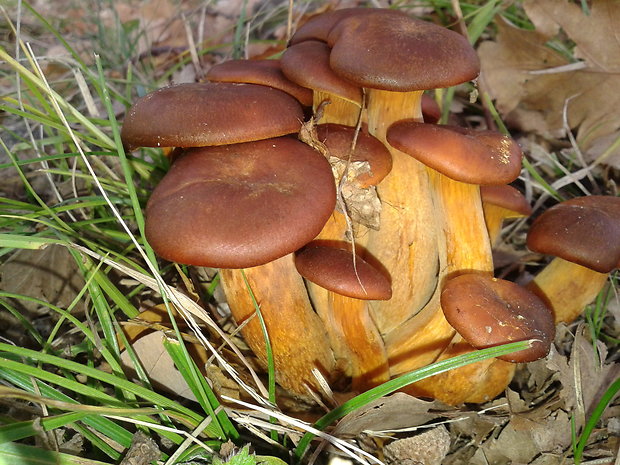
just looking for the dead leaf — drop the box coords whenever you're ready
[120,330,207,401]
[478,0,620,166]
[546,327,620,430]
[332,393,451,438]
[0,245,85,314]
[383,425,450,465]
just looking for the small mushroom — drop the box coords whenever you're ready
[526,195,620,323]
[384,122,522,379]
[206,59,313,106]
[387,121,523,273]
[480,185,532,245]
[316,123,392,189]
[295,245,391,390]
[121,82,303,151]
[281,40,362,125]
[441,273,555,363]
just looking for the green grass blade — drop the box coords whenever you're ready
[0,412,87,444]
[93,54,156,265]
[0,442,112,465]
[240,270,278,441]
[163,337,238,440]
[0,234,64,249]
[0,343,203,427]
[573,376,620,464]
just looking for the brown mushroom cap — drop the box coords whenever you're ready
[289,7,381,45]
[294,245,392,300]
[480,185,532,216]
[386,121,523,185]
[326,9,480,91]
[205,59,313,106]
[441,274,555,363]
[145,137,336,268]
[527,195,620,274]
[121,82,304,151]
[316,123,392,187]
[281,41,363,105]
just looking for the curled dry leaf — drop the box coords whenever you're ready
[478,0,620,166]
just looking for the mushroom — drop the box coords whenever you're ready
[145,137,336,268]
[441,273,555,363]
[295,245,391,390]
[205,59,313,106]
[142,137,338,398]
[387,122,523,273]
[281,40,363,125]
[314,123,392,231]
[121,82,303,151]
[220,255,335,397]
[384,122,523,379]
[526,195,620,324]
[480,185,532,245]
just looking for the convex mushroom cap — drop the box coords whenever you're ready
[145,137,336,268]
[387,121,523,185]
[441,273,555,363]
[121,82,304,151]
[481,185,532,217]
[281,40,363,105]
[324,8,480,91]
[294,246,392,300]
[206,59,313,106]
[527,195,620,273]
[289,7,383,44]
[316,123,392,187]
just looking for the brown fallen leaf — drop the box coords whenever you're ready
[383,425,450,465]
[0,245,85,314]
[120,330,206,401]
[332,393,451,439]
[478,0,620,166]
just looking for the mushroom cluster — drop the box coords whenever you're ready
[121,7,616,405]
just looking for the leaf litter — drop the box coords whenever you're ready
[478,0,620,168]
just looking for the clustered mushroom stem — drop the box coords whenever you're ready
[482,203,526,245]
[428,171,494,275]
[304,211,389,388]
[483,204,510,245]
[527,257,609,324]
[385,169,505,403]
[384,290,454,373]
[220,254,335,396]
[364,89,441,333]
[313,90,362,126]
[404,172,506,403]
[330,293,390,390]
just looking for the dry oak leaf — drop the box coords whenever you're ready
[478,0,620,166]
